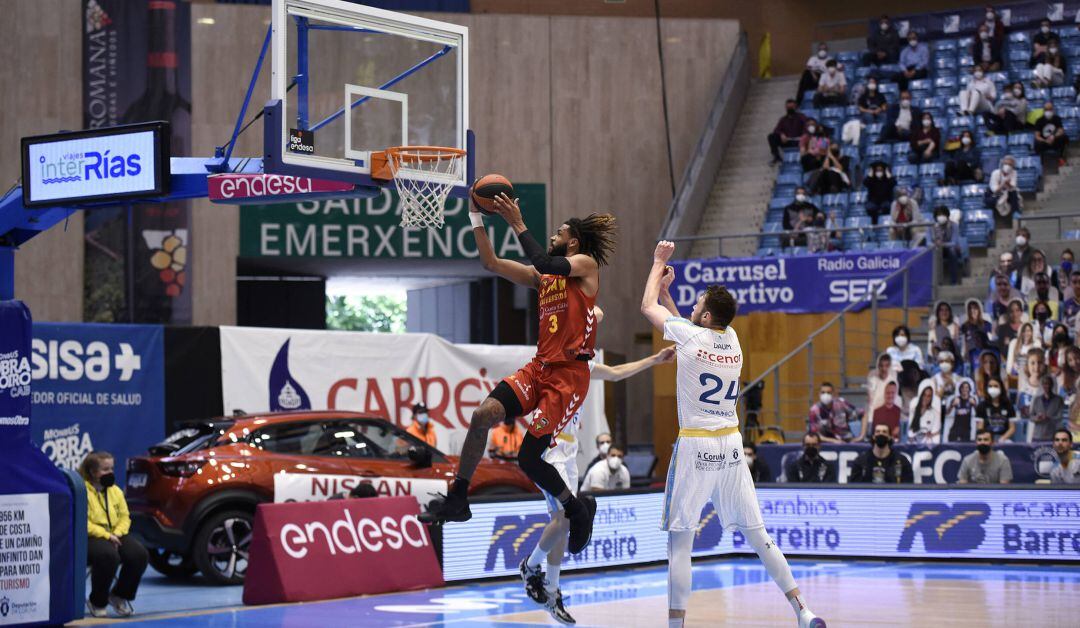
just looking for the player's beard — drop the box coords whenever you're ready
[548,242,568,256]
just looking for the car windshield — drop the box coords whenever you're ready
[151,423,231,456]
[245,418,444,461]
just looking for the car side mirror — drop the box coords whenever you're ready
[408,446,432,469]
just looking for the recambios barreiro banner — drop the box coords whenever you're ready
[442,488,1080,580]
[219,327,607,465]
[668,250,933,315]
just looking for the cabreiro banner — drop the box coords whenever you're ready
[669,250,933,315]
[219,327,606,469]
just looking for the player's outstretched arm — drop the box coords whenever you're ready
[641,241,676,332]
[472,206,540,288]
[657,265,681,318]
[592,346,676,382]
[493,194,598,278]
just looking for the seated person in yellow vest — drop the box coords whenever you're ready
[488,416,524,461]
[406,402,438,447]
[581,447,631,491]
[81,451,148,618]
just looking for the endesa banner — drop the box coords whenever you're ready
[443,487,1080,580]
[30,324,164,483]
[759,443,1071,484]
[243,496,442,605]
[219,327,607,465]
[669,250,933,315]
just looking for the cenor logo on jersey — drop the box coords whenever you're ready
[896,502,990,552]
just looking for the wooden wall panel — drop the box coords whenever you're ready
[4,1,84,321]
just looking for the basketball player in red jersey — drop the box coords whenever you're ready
[420,192,616,556]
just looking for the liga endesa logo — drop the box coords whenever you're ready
[277,509,429,559]
[896,502,991,552]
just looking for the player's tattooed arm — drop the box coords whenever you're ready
[641,240,675,332]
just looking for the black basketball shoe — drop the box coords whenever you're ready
[519,558,549,604]
[417,492,472,524]
[544,588,576,625]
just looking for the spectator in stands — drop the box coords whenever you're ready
[865,15,900,66]
[880,91,922,143]
[932,350,961,400]
[1070,379,1080,441]
[944,130,983,184]
[488,415,523,460]
[976,375,1017,441]
[812,144,851,194]
[406,402,437,447]
[894,30,929,91]
[1058,345,1080,397]
[928,301,961,362]
[1063,271,1080,329]
[797,44,832,105]
[947,380,978,442]
[1017,348,1046,418]
[1049,323,1072,376]
[988,272,1023,322]
[807,381,859,443]
[927,206,962,285]
[982,7,1006,49]
[81,451,148,618]
[1032,44,1066,88]
[1028,273,1062,320]
[889,189,921,242]
[1032,301,1056,345]
[1034,101,1069,163]
[813,59,846,108]
[866,352,897,412]
[1032,18,1061,62]
[863,161,895,225]
[783,187,817,247]
[744,442,773,483]
[581,446,630,491]
[1019,251,1056,297]
[806,210,840,254]
[988,155,1023,217]
[1056,249,1073,296]
[767,99,807,165]
[587,432,613,472]
[1008,326,1042,386]
[857,79,888,124]
[872,381,903,441]
[958,67,998,116]
[1010,227,1034,276]
[887,324,925,370]
[938,336,962,374]
[850,424,914,483]
[975,351,1004,399]
[986,85,1028,135]
[995,298,1026,354]
[970,23,1003,73]
[957,429,1013,483]
[783,433,835,482]
[799,120,830,172]
[988,252,1016,296]
[908,381,942,445]
[1032,375,1065,441]
[908,112,941,164]
[1050,429,1080,483]
[961,298,994,369]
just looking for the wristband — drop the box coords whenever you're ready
[469,212,485,229]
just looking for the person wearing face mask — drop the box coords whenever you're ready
[970,23,1002,72]
[863,160,895,225]
[908,111,941,164]
[783,433,835,482]
[975,376,1017,442]
[988,156,1022,217]
[1049,429,1080,483]
[1030,375,1065,441]
[406,402,438,447]
[581,446,630,491]
[857,79,888,124]
[782,186,818,247]
[947,380,979,442]
[959,67,998,116]
[813,144,850,195]
[986,84,1027,135]
[797,44,832,105]
[893,31,928,91]
[588,432,613,471]
[807,381,860,443]
[1009,226,1033,275]
[1031,302,1056,345]
[1032,35,1065,88]
[864,14,900,66]
[488,414,525,461]
[957,429,1013,483]
[881,89,922,143]
[81,451,148,618]
[743,442,773,483]
[944,130,983,185]
[799,119,830,173]
[982,7,1005,46]
[889,188,922,242]
[926,206,961,284]
[767,99,808,164]
[1057,249,1074,297]
[1032,19,1061,61]
[931,350,960,400]
[1034,101,1069,163]
[850,424,913,483]
[886,323,925,370]
[1063,270,1080,329]
[813,59,846,108]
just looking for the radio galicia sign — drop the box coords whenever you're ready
[239,184,546,260]
[21,121,170,207]
[668,249,933,315]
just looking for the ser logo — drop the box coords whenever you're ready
[828,279,886,304]
[896,502,991,552]
[484,514,549,571]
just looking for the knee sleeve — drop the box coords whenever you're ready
[741,526,797,594]
[518,434,568,497]
[667,530,694,611]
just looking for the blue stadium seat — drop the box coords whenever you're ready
[1027,87,1050,104]
[920,163,946,188]
[960,183,988,211]
[1008,132,1035,154]
[962,209,993,247]
[1012,67,1037,83]
[932,184,958,203]
[948,115,975,133]
[988,71,1009,85]
[1008,49,1031,64]
[910,79,932,100]
[823,192,850,211]
[1015,156,1041,192]
[755,246,779,257]
[893,163,917,187]
[769,196,792,212]
[958,54,975,70]
[836,51,860,67]
[879,83,900,101]
[879,239,908,250]
[782,149,800,164]
[934,57,958,76]
[1060,105,1080,139]
[865,143,892,161]
[1052,86,1076,102]
[780,164,802,177]
[1008,31,1030,47]
[850,190,867,205]
[933,76,958,93]
[1064,229,1080,240]
[934,40,958,55]
[776,172,803,187]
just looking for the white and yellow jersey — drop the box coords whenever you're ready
[663,316,743,430]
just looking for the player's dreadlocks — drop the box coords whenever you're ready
[566,213,617,267]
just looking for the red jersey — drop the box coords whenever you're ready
[535,274,597,363]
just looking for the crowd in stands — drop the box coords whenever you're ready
[763,9,1080,264]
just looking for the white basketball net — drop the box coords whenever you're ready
[387,147,466,229]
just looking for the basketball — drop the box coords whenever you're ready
[470,174,514,215]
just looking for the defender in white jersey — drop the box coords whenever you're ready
[641,241,825,628]
[520,310,675,625]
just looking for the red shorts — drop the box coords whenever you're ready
[503,358,590,439]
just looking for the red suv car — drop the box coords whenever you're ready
[126,410,536,584]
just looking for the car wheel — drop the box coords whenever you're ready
[147,548,198,579]
[473,484,526,497]
[192,510,253,586]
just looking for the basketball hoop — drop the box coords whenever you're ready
[371,146,467,229]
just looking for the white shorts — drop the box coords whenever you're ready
[541,434,579,513]
[661,432,765,532]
